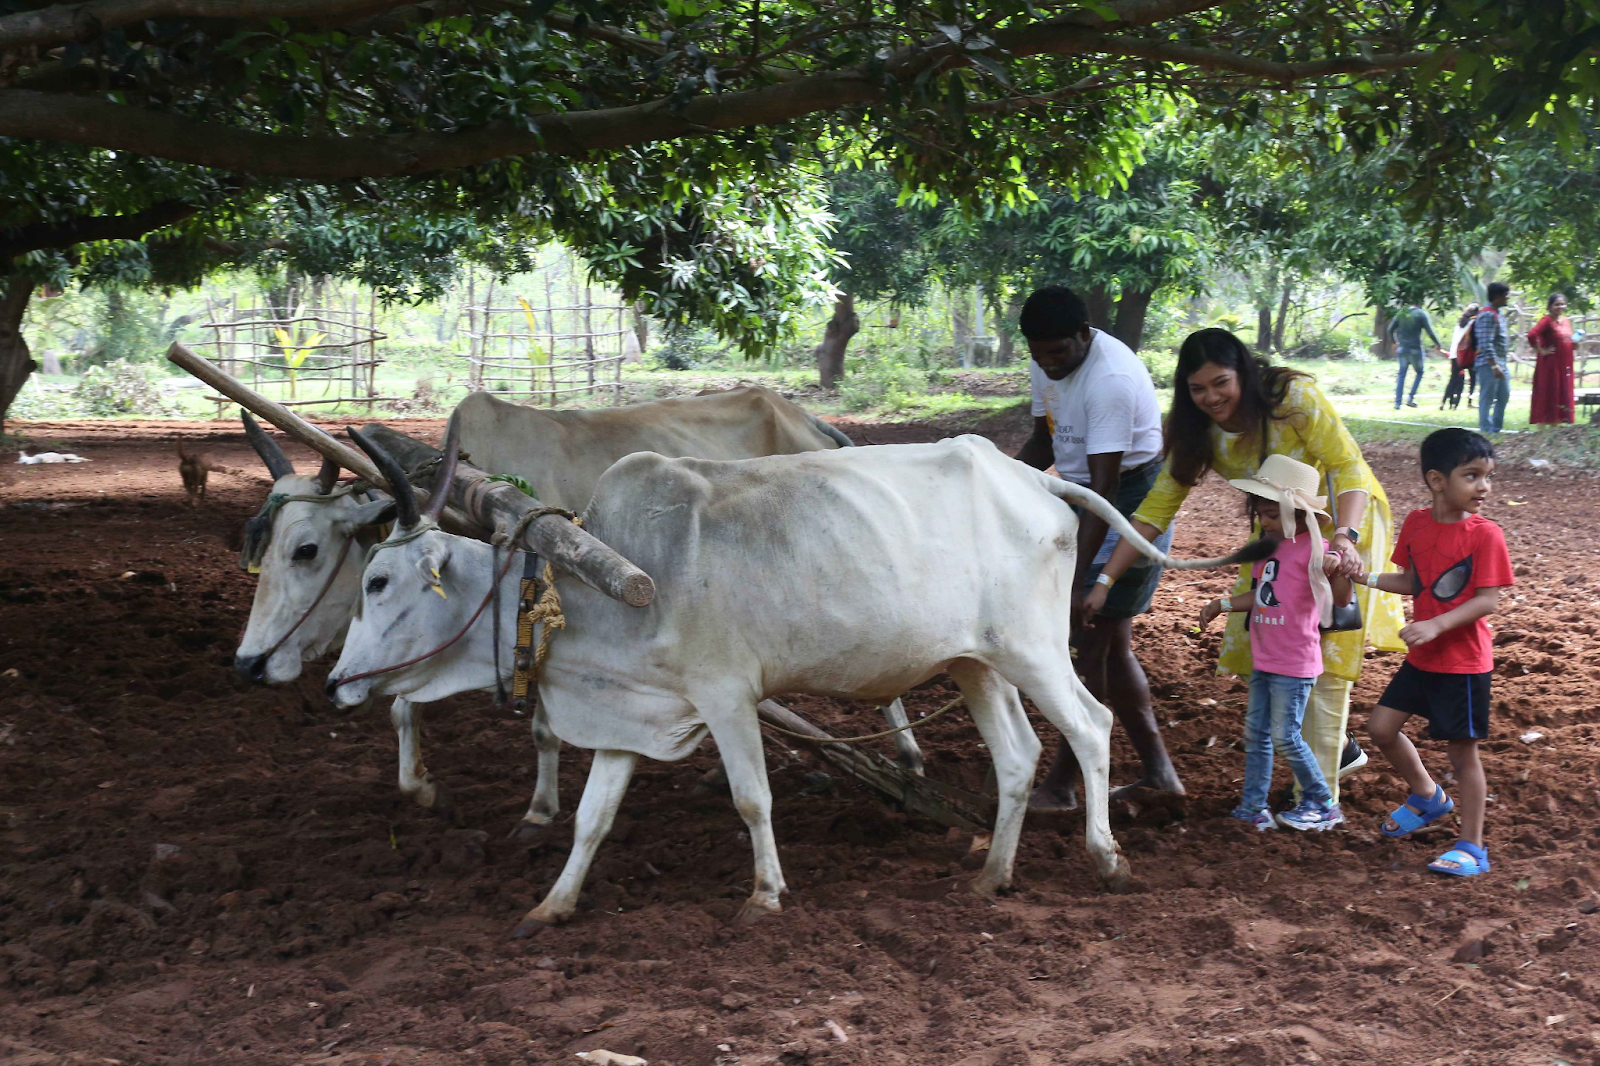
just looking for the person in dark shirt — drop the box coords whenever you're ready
[1387,304,1445,409]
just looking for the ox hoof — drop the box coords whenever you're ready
[1108,781,1186,805]
[1101,856,1135,894]
[967,875,1010,898]
[511,913,561,938]
[507,818,553,843]
[734,899,782,926]
[1028,783,1079,813]
[897,756,926,778]
[693,766,732,797]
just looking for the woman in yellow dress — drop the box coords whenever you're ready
[1085,328,1405,808]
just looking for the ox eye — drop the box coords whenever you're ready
[366,575,388,595]
[292,543,318,562]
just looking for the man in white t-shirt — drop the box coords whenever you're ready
[1014,286,1182,811]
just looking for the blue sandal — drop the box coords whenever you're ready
[1429,839,1490,877]
[1381,786,1453,838]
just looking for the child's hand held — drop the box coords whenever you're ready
[1399,618,1442,647]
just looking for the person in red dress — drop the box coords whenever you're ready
[1526,292,1575,424]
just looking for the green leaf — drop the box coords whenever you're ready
[484,473,538,498]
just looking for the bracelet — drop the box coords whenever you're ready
[1216,597,1230,613]
[1362,572,1381,588]
[1095,572,1113,587]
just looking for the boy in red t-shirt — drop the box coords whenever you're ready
[1360,428,1513,877]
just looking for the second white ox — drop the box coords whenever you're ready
[231,387,923,829]
[327,434,1263,930]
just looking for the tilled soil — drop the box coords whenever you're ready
[3,411,1600,1066]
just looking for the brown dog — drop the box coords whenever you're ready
[177,441,239,506]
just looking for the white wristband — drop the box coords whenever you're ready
[1095,572,1113,587]
[1364,572,1381,589]
[1216,597,1230,613]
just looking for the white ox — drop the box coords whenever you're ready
[326,435,1262,930]
[231,387,924,828]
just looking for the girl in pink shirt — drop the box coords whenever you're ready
[1199,454,1355,832]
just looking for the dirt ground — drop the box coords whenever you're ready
[3,409,1600,1066]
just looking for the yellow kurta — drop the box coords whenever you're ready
[1131,377,1406,682]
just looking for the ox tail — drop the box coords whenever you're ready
[811,416,855,448]
[1039,474,1274,570]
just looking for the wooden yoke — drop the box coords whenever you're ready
[359,423,655,607]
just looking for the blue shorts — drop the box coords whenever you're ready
[1071,457,1173,620]
[1378,661,1492,741]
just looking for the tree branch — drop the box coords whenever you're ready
[0,0,1444,180]
[0,198,199,261]
[0,0,417,53]
[1076,33,1435,80]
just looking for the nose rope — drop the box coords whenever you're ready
[248,534,356,670]
[330,540,523,690]
[237,482,369,666]
[330,505,580,691]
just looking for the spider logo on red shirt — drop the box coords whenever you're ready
[1408,548,1474,603]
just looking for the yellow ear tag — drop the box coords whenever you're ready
[430,583,448,599]
[430,567,441,580]
[248,563,261,575]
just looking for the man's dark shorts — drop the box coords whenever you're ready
[1378,661,1492,741]
[1074,457,1171,621]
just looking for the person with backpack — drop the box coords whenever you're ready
[1441,303,1480,410]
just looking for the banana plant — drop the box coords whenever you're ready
[272,309,327,399]
[517,297,549,365]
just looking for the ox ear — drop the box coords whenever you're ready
[416,546,450,599]
[335,496,397,535]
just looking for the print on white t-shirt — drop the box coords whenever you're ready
[1028,328,1164,484]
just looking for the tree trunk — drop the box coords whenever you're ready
[1373,306,1390,358]
[1112,287,1155,352]
[815,292,859,389]
[1086,284,1115,331]
[996,298,1020,365]
[1255,304,1273,353]
[952,293,972,367]
[1273,281,1293,352]
[0,276,37,437]
[630,302,650,353]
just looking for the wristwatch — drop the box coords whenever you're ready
[1334,526,1360,545]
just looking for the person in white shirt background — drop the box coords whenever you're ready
[1013,286,1182,810]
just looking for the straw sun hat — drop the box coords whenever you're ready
[1227,453,1336,627]
[1227,454,1330,526]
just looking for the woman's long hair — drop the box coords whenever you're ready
[1166,328,1306,487]
[1457,303,1481,329]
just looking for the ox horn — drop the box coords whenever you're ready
[424,411,462,525]
[348,428,420,529]
[315,457,341,496]
[241,411,295,480]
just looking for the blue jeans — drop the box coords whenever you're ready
[1241,671,1328,810]
[1395,347,1424,407]
[1477,366,1509,433]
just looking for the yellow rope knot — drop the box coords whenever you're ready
[510,512,583,705]
[529,561,567,672]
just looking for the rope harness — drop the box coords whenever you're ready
[239,483,363,574]
[331,506,582,694]
[757,695,965,743]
